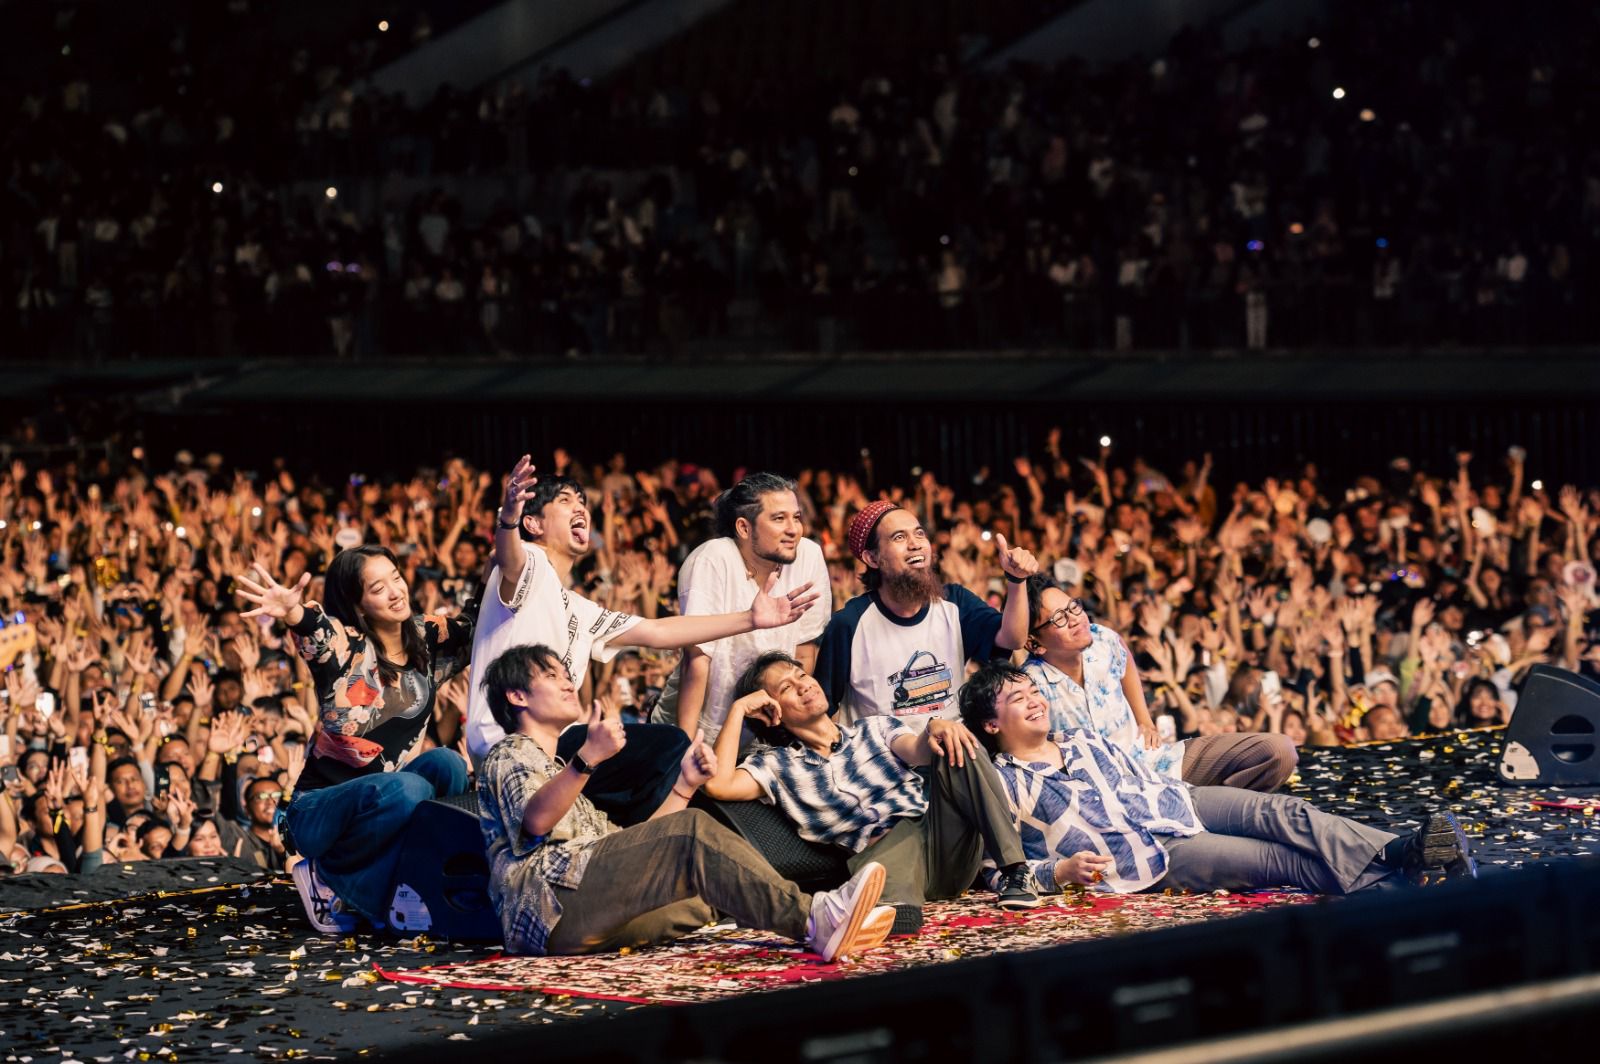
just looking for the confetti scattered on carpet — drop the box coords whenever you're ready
[375,890,1316,1004]
[1,728,1596,1059]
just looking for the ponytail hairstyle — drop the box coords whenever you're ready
[713,472,798,540]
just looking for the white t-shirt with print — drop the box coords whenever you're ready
[466,544,642,762]
[649,536,831,742]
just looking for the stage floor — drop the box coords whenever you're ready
[2,728,1597,1060]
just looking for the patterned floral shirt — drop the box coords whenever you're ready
[290,604,474,792]
[1023,625,1184,779]
[478,734,616,956]
[988,730,1201,894]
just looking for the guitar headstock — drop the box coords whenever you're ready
[0,621,37,671]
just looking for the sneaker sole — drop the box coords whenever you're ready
[818,862,886,962]
[997,892,1046,911]
[292,861,358,935]
[852,906,899,953]
[1418,812,1470,865]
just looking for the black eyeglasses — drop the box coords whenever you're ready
[1032,599,1087,632]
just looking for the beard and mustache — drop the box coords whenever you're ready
[877,551,945,609]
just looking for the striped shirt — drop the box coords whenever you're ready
[988,731,1201,894]
[738,716,925,853]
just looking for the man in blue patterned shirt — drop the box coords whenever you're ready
[703,651,1043,922]
[959,662,1477,895]
[477,644,895,959]
[1022,575,1296,792]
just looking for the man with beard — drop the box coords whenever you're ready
[467,456,819,824]
[814,501,1039,732]
[651,473,831,743]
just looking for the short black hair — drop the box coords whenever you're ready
[958,662,1031,754]
[107,756,142,780]
[714,473,798,540]
[520,476,587,541]
[482,644,567,733]
[136,816,173,843]
[1023,573,1058,628]
[732,650,804,746]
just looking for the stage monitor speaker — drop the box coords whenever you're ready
[693,796,849,893]
[387,791,502,941]
[1497,665,1600,785]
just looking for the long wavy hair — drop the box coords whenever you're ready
[322,545,427,686]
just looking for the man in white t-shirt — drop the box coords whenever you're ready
[813,501,1039,733]
[650,473,830,743]
[468,456,818,823]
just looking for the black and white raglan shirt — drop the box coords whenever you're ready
[812,585,1008,733]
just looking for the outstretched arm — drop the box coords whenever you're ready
[623,572,819,650]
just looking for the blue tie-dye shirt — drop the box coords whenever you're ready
[987,730,1201,894]
[1023,625,1184,779]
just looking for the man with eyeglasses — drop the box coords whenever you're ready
[1021,575,1296,792]
[217,776,288,872]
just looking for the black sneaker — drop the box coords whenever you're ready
[1403,810,1478,886]
[890,902,925,935]
[995,865,1044,910]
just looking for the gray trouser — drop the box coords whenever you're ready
[544,809,811,955]
[1182,733,1298,792]
[1156,786,1399,895]
[848,754,1028,904]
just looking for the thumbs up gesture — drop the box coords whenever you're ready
[994,532,1039,581]
[677,729,719,790]
[577,695,627,766]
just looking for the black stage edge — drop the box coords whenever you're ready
[0,857,265,912]
[373,857,1600,1064]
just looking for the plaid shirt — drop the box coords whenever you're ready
[478,734,616,955]
[988,731,1201,894]
[738,715,925,853]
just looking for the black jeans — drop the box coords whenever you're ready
[556,722,690,826]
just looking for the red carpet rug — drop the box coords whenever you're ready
[374,890,1315,1005]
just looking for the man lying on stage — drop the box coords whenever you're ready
[1021,575,1297,791]
[476,643,894,960]
[958,662,1477,896]
[701,650,1045,926]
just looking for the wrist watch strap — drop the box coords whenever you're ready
[569,752,596,775]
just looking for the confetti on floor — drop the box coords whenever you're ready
[0,728,1595,1059]
[376,890,1315,1005]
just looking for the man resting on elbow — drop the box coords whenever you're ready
[702,651,1045,930]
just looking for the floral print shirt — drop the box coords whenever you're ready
[290,604,474,792]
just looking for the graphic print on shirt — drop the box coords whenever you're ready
[888,650,954,716]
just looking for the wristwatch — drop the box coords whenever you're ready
[569,752,596,775]
[497,516,521,531]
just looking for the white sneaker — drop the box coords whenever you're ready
[805,861,887,962]
[291,858,359,935]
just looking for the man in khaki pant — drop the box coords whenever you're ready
[476,644,893,960]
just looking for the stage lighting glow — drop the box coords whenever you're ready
[1247,239,1264,251]
[1359,108,1376,122]
[1308,37,1321,49]
[1099,435,1112,448]
[1533,480,1544,491]
[251,507,263,518]
[1289,222,1305,235]
[325,186,338,200]
[1332,87,1346,100]
[378,20,390,32]
[212,181,224,193]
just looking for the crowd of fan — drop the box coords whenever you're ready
[5,0,1600,359]
[1,426,1595,876]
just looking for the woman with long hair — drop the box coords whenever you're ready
[234,546,473,932]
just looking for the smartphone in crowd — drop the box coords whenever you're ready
[154,764,172,798]
[36,692,56,719]
[140,692,158,717]
[257,744,276,766]
[69,746,89,774]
